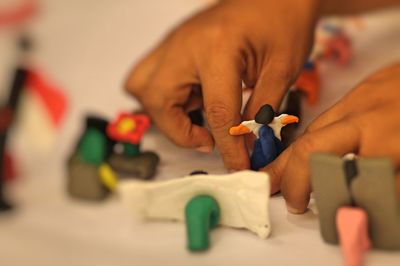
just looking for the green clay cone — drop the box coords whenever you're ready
[77,128,107,165]
[185,195,220,251]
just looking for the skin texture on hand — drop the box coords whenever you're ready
[264,63,400,214]
[125,0,320,170]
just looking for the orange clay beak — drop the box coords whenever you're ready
[281,115,299,125]
[229,124,251,136]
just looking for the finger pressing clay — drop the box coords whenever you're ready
[351,158,400,249]
[336,207,371,266]
[119,171,271,242]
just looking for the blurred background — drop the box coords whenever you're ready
[0,0,399,265]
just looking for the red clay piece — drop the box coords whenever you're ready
[107,113,150,144]
[3,152,16,182]
[295,66,320,105]
[323,34,351,65]
[0,0,37,28]
[337,207,371,266]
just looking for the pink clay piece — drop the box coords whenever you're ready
[336,207,371,266]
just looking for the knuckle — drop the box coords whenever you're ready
[294,135,317,157]
[124,70,144,98]
[205,104,235,130]
[171,123,193,148]
[269,59,297,85]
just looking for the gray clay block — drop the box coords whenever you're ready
[107,151,160,180]
[351,158,400,250]
[310,153,353,244]
[67,154,109,201]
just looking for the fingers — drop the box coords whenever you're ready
[280,119,361,214]
[152,105,215,151]
[243,55,298,121]
[262,117,361,214]
[261,145,292,194]
[126,39,214,151]
[201,52,250,170]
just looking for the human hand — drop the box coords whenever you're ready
[125,0,320,170]
[264,63,400,214]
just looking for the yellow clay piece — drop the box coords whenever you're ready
[99,163,118,191]
[117,118,136,134]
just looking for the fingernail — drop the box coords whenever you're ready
[195,145,213,153]
[286,204,304,214]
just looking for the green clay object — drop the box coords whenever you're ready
[123,142,140,157]
[185,195,220,252]
[78,128,107,165]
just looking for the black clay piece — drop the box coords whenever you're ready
[255,104,275,125]
[343,159,358,187]
[0,67,28,212]
[67,154,109,201]
[189,170,208,176]
[73,115,115,158]
[281,90,302,147]
[108,152,160,180]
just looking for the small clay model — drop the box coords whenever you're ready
[229,104,298,170]
[106,113,159,179]
[311,153,400,266]
[107,113,150,157]
[294,61,320,106]
[185,195,220,251]
[67,154,110,201]
[108,152,159,180]
[67,112,160,200]
[67,115,116,200]
[0,66,28,211]
[119,171,271,252]
[336,207,371,266]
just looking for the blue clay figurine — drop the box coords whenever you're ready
[229,104,299,170]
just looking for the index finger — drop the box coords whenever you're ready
[201,53,249,170]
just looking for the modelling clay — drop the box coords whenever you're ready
[280,90,302,147]
[77,128,107,165]
[351,158,400,249]
[0,0,37,28]
[185,195,220,251]
[122,143,140,157]
[337,207,371,266]
[108,151,159,180]
[230,104,298,170]
[107,113,150,147]
[189,170,208,176]
[0,67,28,211]
[67,154,109,201]
[98,163,118,192]
[312,153,400,253]
[3,151,16,182]
[295,62,320,106]
[119,171,271,239]
[310,153,353,244]
[84,116,115,156]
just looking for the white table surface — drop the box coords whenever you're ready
[0,1,400,265]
